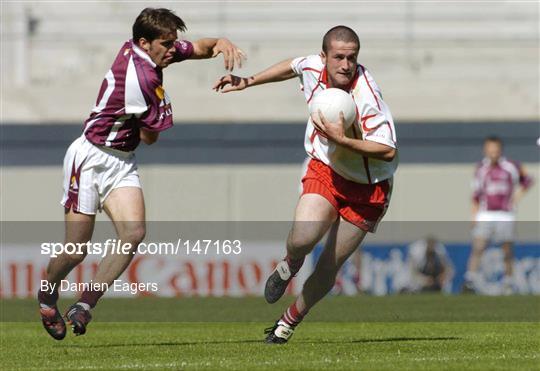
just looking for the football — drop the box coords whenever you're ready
[309,88,357,129]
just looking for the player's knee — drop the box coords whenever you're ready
[287,233,317,253]
[64,251,87,264]
[121,224,146,245]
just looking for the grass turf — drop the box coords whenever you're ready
[1,296,539,370]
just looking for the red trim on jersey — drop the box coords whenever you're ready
[386,121,396,143]
[319,66,359,91]
[309,129,318,144]
[360,114,378,132]
[360,65,381,110]
[303,67,321,73]
[307,67,326,103]
[346,69,360,92]
[307,82,322,104]
[320,67,328,85]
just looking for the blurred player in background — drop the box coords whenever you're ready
[214,25,397,343]
[406,236,453,293]
[37,7,245,340]
[463,136,533,294]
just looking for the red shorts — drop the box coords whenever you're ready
[301,159,392,232]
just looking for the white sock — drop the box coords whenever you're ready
[77,302,91,311]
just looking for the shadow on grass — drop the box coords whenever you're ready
[292,336,461,344]
[57,336,460,348]
[350,336,461,343]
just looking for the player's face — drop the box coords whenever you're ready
[484,141,502,163]
[141,33,177,68]
[321,40,359,90]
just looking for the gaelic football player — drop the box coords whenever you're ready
[214,26,397,343]
[38,8,245,340]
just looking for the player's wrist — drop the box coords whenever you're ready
[334,134,350,146]
[246,76,256,88]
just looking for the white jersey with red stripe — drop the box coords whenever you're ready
[291,55,398,184]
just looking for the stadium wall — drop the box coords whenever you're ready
[1,2,538,122]
[1,122,539,222]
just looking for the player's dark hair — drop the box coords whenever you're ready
[484,135,503,146]
[322,25,360,53]
[133,8,187,42]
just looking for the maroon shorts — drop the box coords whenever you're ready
[301,159,392,232]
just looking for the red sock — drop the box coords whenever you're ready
[79,289,105,309]
[285,255,305,274]
[280,301,308,328]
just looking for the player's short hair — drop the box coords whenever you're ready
[484,135,503,146]
[133,8,187,42]
[322,25,360,53]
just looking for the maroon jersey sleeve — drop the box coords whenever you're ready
[172,40,194,63]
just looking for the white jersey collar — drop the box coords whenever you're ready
[131,41,157,68]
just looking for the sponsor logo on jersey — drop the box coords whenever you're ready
[155,86,165,101]
[178,40,188,51]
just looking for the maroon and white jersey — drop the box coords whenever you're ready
[83,39,193,151]
[291,55,397,184]
[473,157,533,213]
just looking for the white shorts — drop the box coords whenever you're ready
[60,135,141,215]
[472,211,515,243]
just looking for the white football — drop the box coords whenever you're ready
[309,88,357,129]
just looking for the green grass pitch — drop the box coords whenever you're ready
[1,295,539,370]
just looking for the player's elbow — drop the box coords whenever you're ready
[381,148,396,162]
[140,130,159,145]
[142,137,157,145]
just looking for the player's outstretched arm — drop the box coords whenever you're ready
[190,38,246,71]
[312,111,396,162]
[213,58,297,93]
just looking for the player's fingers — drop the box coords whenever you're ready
[212,75,229,91]
[233,50,242,69]
[339,111,345,124]
[220,85,239,93]
[235,49,246,68]
[222,49,231,71]
[227,48,235,71]
[310,113,320,126]
[311,115,324,132]
[317,109,328,126]
[213,82,228,91]
[212,77,224,90]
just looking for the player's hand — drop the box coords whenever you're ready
[212,38,246,72]
[311,110,346,144]
[213,74,250,93]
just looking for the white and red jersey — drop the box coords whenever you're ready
[83,39,193,152]
[291,55,398,184]
[472,157,533,214]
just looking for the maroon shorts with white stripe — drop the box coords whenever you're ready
[301,159,391,232]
